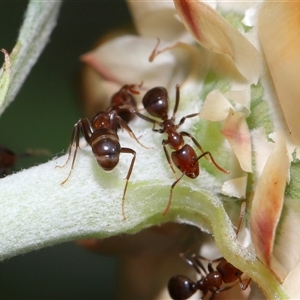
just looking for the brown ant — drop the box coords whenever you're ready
[122,85,229,215]
[57,106,149,220]
[0,146,17,177]
[168,202,251,300]
[107,83,142,123]
[0,145,50,178]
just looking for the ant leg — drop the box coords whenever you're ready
[117,115,152,149]
[162,140,178,180]
[172,84,180,119]
[190,254,209,276]
[195,151,230,174]
[126,82,143,95]
[179,253,207,276]
[239,277,251,290]
[162,172,185,216]
[236,201,246,236]
[19,148,51,158]
[119,105,160,126]
[213,285,235,297]
[57,119,93,184]
[152,123,161,132]
[177,113,199,128]
[208,291,217,300]
[148,38,172,62]
[181,131,206,154]
[56,122,79,169]
[172,85,199,124]
[120,147,136,220]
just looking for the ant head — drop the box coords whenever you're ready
[168,275,197,300]
[216,259,243,284]
[142,87,169,120]
[110,85,137,123]
[92,112,111,129]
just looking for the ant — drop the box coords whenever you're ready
[0,146,17,177]
[122,85,229,215]
[57,103,149,220]
[0,145,50,178]
[168,202,251,300]
[106,83,142,123]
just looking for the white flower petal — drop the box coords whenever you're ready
[250,132,289,281]
[82,35,210,94]
[174,0,260,83]
[221,175,247,199]
[81,35,181,90]
[251,128,275,179]
[127,0,193,43]
[224,88,251,116]
[283,252,300,298]
[200,89,233,121]
[259,2,300,144]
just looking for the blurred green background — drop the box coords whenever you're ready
[0,1,131,298]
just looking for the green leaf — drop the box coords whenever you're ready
[0,49,11,107]
[0,0,62,115]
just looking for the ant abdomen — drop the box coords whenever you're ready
[91,128,120,171]
[168,275,197,300]
[171,145,199,178]
[142,86,169,120]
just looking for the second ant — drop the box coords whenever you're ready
[122,85,229,215]
[57,84,146,220]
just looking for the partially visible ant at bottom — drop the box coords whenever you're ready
[0,145,50,178]
[168,202,251,300]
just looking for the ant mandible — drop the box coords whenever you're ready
[168,202,251,300]
[122,85,229,215]
[57,85,147,220]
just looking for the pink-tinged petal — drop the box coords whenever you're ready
[126,0,193,43]
[221,109,252,172]
[81,35,209,95]
[200,89,233,121]
[174,0,260,83]
[272,198,300,285]
[250,133,289,281]
[259,2,300,144]
[80,63,128,119]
